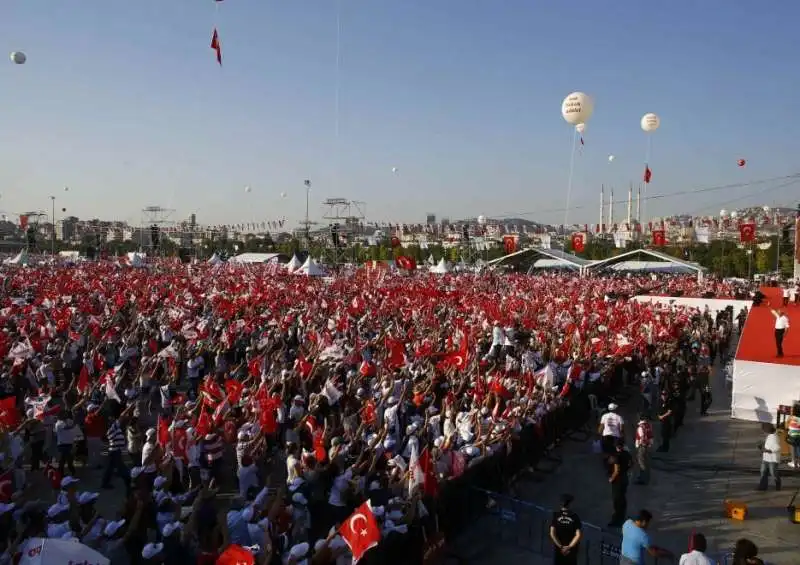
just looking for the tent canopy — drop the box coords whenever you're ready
[294,257,326,276]
[429,258,449,274]
[584,248,705,280]
[207,253,223,265]
[286,255,302,272]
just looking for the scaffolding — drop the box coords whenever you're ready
[139,206,176,256]
[320,198,367,265]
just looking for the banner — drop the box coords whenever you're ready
[503,235,517,254]
[19,538,109,565]
[651,230,666,247]
[571,232,585,253]
[739,222,755,243]
[19,215,28,230]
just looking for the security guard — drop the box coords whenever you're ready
[549,493,582,565]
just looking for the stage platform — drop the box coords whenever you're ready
[732,287,800,422]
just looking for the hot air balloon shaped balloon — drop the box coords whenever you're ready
[737,159,746,167]
[641,113,660,133]
[561,92,594,125]
[244,186,252,193]
[9,51,26,65]
[608,155,615,162]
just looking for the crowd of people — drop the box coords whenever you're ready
[0,261,754,564]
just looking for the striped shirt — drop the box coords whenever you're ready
[203,435,224,463]
[106,421,126,452]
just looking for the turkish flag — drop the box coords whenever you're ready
[571,232,585,253]
[739,222,756,242]
[384,337,406,370]
[643,165,652,184]
[157,416,171,448]
[210,28,222,65]
[0,397,20,428]
[339,501,381,563]
[172,427,188,461]
[436,337,468,371]
[0,470,12,502]
[216,544,255,565]
[651,230,666,246]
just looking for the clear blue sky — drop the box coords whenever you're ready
[1,0,798,228]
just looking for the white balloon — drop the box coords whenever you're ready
[720,209,728,218]
[9,51,26,65]
[640,113,660,133]
[608,155,615,162]
[561,92,594,126]
[244,186,252,193]
[575,123,585,134]
[477,215,486,225]
[280,192,287,198]
[391,167,398,173]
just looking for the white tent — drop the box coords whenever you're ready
[127,252,146,268]
[429,258,450,274]
[207,253,223,265]
[294,256,326,276]
[285,255,302,272]
[5,249,28,265]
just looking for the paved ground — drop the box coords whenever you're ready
[452,347,799,564]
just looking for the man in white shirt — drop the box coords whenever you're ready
[679,532,713,565]
[598,403,624,464]
[770,308,789,358]
[758,423,782,491]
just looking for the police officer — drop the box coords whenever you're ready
[657,388,674,453]
[549,494,582,565]
[607,439,632,528]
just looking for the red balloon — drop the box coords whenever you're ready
[737,159,746,167]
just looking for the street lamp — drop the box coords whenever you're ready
[50,196,56,255]
[303,179,311,246]
[720,209,728,277]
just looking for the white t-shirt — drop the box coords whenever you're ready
[776,315,790,330]
[762,433,781,464]
[600,412,624,438]
[54,419,76,446]
[679,550,714,565]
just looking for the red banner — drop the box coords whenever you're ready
[19,215,28,230]
[503,235,516,254]
[571,232,585,253]
[739,222,756,243]
[651,230,666,247]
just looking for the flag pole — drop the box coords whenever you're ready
[563,128,578,239]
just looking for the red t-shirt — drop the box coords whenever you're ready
[84,412,106,438]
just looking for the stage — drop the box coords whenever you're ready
[732,287,800,422]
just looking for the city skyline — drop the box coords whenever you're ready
[1,1,799,226]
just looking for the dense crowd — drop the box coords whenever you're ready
[0,262,747,564]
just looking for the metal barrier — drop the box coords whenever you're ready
[467,487,685,565]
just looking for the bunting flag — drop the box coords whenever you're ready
[643,165,652,184]
[211,28,222,65]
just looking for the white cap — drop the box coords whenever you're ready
[608,403,618,411]
[47,503,69,518]
[60,476,80,488]
[289,542,310,558]
[162,521,183,537]
[153,476,167,489]
[145,428,157,439]
[142,542,164,559]
[104,519,126,537]
[77,492,99,505]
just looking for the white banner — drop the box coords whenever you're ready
[19,538,110,565]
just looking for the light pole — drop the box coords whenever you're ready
[747,247,753,279]
[303,179,311,246]
[50,196,56,255]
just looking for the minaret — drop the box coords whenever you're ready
[600,185,605,233]
[636,184,642,224]
[627,183,632,227]
[608,187,614,229]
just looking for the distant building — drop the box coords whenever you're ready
[56,216,79,242]
[426,213,436,225]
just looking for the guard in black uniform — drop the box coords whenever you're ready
[549,494,582,565]
[607,439,632,528]
[656,389,674,453]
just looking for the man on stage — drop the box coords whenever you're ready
[770,308,790,357]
